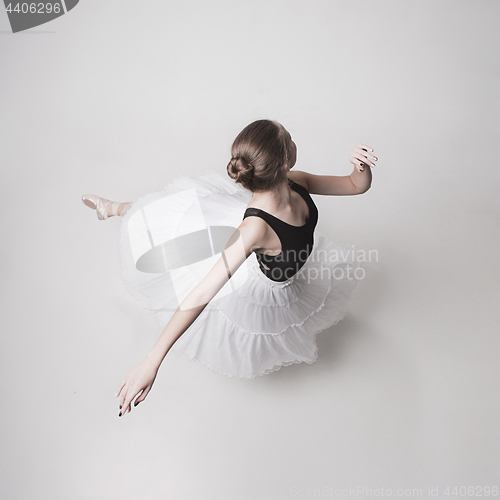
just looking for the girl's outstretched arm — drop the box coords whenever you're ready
[115,217,267,416]
[288,143,377,196]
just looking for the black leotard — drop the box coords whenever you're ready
[243,178,319,282]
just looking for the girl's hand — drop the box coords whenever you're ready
[115,356,159,417]
[349,144,377,172]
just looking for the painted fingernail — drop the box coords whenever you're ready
[119,412,122,417]
[119,405,122,409]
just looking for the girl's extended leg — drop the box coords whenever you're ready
[105,200,131,217]
[81,194,132,220]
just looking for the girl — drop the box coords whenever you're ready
[82,119,376,417]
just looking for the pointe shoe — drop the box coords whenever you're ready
[81,194,112,220]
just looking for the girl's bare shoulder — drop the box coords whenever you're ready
[286,170,310,190]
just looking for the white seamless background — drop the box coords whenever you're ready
[0,1,499,499]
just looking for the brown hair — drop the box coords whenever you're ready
[226,119,292,192]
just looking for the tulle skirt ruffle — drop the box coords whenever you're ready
[118,170,362,379]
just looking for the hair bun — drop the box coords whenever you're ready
[227,155,254,185]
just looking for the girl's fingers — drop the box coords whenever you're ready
[122,386,141,416]
[115,379,126,398]
[134,387,151,406]
[348,154,358,165]
[357,143,374,152]
[120,387,129,411]
[121,395,133,416]
[351,152,376,168]
[349,156,365,172]
[133,390,144,407]
[353,147,377,163]
[117,381,145,417]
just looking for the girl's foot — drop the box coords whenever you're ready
[81,194,131,220]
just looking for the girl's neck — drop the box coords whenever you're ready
[251,178,292,210]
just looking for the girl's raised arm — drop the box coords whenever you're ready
[115,217,267,416]
[288,144,377,196]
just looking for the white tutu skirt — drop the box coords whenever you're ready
[118,170,362,379]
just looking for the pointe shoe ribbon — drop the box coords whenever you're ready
[81,194,110,220]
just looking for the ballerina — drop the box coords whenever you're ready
[81,119,377,417]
